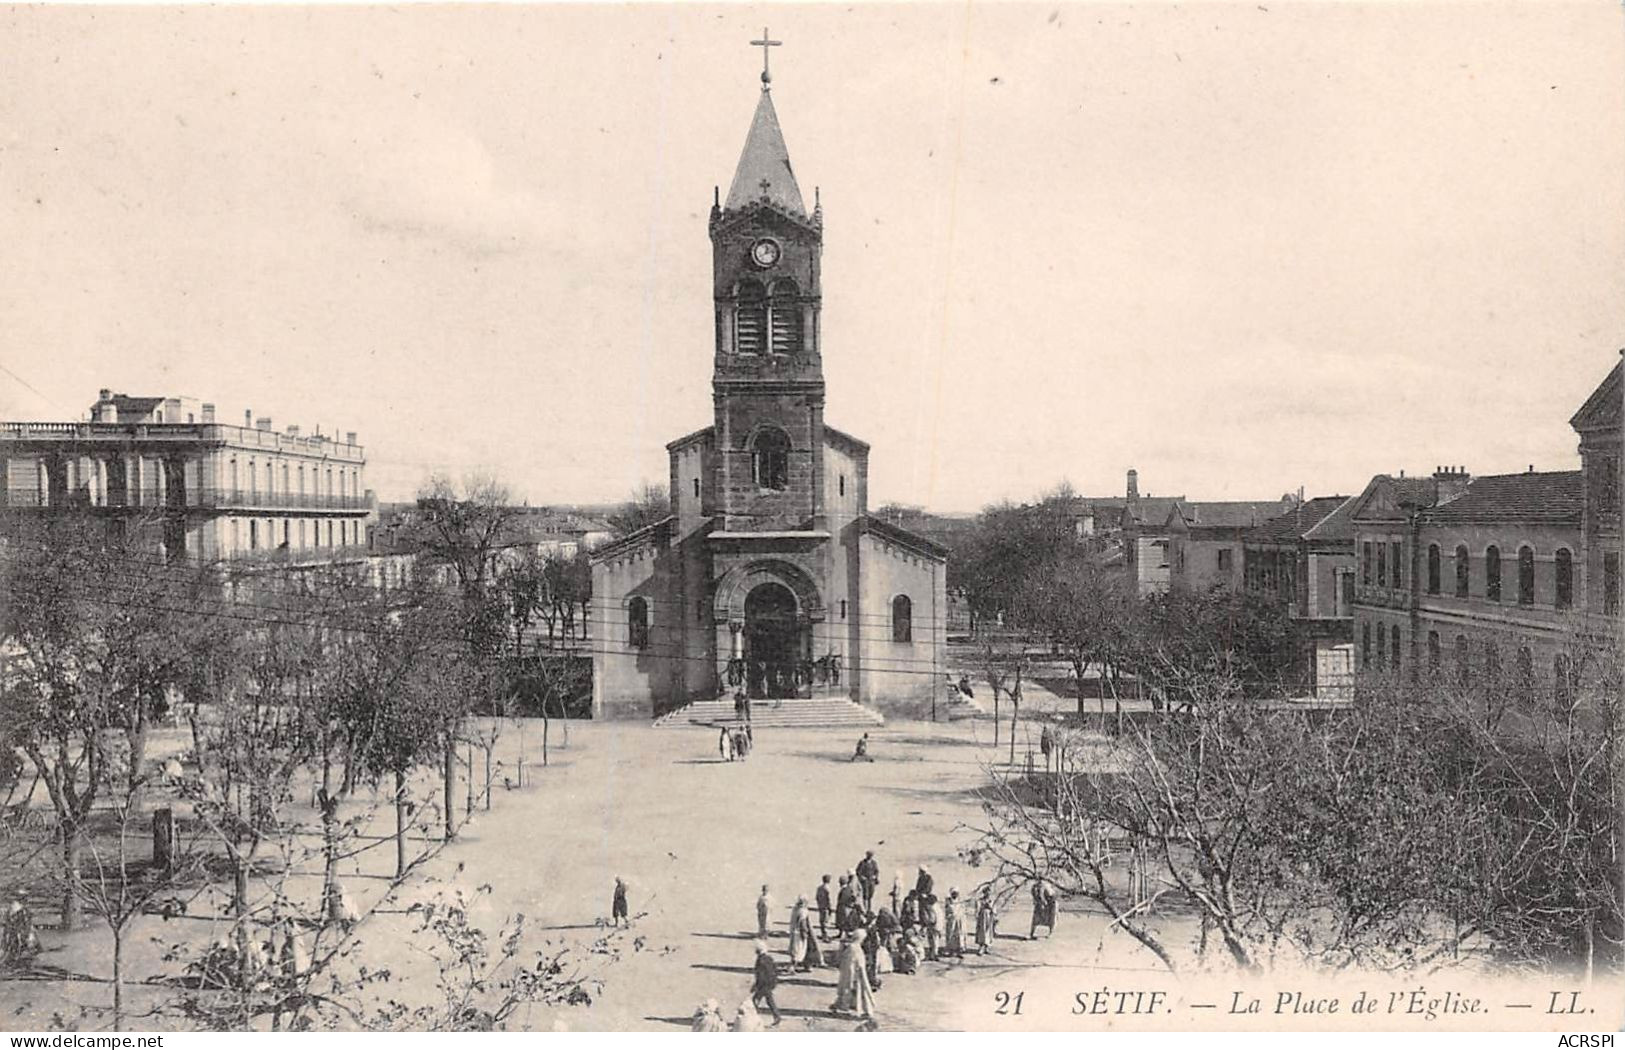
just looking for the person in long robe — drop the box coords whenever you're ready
[974,888,996,955]
[732,998,765,1032]
[942,890,965,958]
[692,998,727,1032]
[788,896,812,971]
[830,931,876,1019]
[1029,879,1058,940]
[919,893,941,961]
[756,885,773,937]
[3,898,41,964]
[719,727,733,762]
[889,872,904,916]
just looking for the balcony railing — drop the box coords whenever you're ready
[1,421,365,462]
[1,487,371,512]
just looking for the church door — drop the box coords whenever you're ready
[744,581,801,699]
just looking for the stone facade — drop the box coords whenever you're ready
[589,77,948,720]
[1,390,374,568]
[1350,356,1622,694]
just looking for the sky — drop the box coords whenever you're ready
[3,2,1623,513]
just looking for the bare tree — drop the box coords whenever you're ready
[606,482,670,538]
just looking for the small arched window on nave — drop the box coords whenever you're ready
[628,597,650,650]
[892,594,913,643]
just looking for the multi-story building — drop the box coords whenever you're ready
[1,389,374,568]
[1166,497,1298,595]
[1351,355,1622,692]
[1243,495,1358,697]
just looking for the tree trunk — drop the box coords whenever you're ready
[542,712,550,768]
[394,769,407,878]
[320,743,338,918]
[465,740,474,818]
[442,732,456,842]
[60,825,82,930]
[484,746,492,811]
[112,926,124,1032]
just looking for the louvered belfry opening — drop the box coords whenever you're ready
[735,279,767,354]
[768,278,802,354]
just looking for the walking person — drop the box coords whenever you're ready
[756,885,774,938]
[856,850,880,914]
[830,930,876,1020]
[750,941,783,1027]
[611,877,629,929]
[719,726,734,762]
[850,733,873,762]
[815,874,834,941]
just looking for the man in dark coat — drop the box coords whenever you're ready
[815,874,834,940]
[914,865,934,900]
[750,941,782,1026]
[855,851,881,914]
[836,873,859,932]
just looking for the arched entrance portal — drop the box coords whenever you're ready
[743,581,806,699]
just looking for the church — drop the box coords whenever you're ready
[590,45,948,721]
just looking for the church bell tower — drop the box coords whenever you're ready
[709,34,825,531]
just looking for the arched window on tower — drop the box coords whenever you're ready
[628,597,650,650]
[734,279,766,355]
[1517,545,1535,606]
[768,278,803,354]
[751,427,791,491]
[892,594,913,643]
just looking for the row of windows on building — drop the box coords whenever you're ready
[733,279,805,356]
[234,516,361,553]
[1360,622,1583,701]
[228,457,361,501]
[1363,540,1620,614]
[623,593,916,649]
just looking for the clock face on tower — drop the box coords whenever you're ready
[750,238,781,268]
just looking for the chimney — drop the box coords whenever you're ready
[245,409,253,428]
[255,416,272,432]
[201,403,215,423]
[98,388,111,402]
[346,431,357,446]
[1434,465,1471,504]
[286,424,301,438]
[1126,468,1139,501]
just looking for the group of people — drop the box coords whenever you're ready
[718,722,754,762]
[192,917,313,990]
[740,854,1000,1027]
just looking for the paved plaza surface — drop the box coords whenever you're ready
[2,717,1176,1032]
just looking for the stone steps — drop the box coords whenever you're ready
[653,696,885,729]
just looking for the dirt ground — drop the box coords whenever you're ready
[0,717,1183,1032]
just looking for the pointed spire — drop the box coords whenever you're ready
[724,88,806,214]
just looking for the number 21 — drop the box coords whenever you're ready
[994,991,1024,1015]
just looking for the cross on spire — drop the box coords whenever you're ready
[750,28,781,87]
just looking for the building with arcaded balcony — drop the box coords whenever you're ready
[0,389,374,568]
